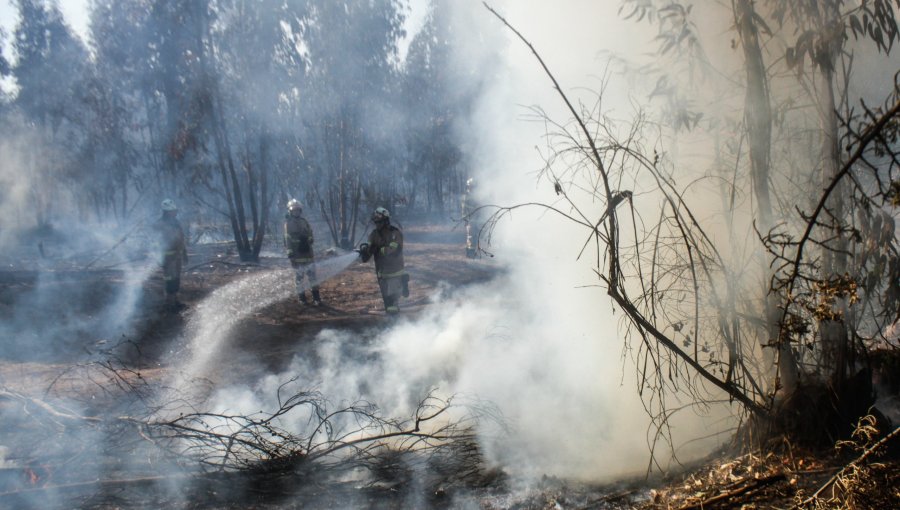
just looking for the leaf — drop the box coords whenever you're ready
[752,11,772,36]
[692,112,704,130]
[658,4,684,17]
[649,75,670,98]
[621,5,640,21]
[660,36,677,55]
[850,15,862,38]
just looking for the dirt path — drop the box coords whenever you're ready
[0,222,500,391]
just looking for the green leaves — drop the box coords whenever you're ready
[782,0,900,73]
[847,0,899,53]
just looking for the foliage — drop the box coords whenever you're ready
[1,0,483,253]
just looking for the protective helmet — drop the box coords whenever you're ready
[287,198,302,212]
[161,198,177,211]
[372,206,390,223]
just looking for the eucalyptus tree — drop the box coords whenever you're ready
[300,0,407,249]
[196,0,314,261]
[90,0,174,220]
[763,0,900,430]
[496,0,900,451]
[12,0,91,227]
[640,0,897,441]
[402,0,475,217]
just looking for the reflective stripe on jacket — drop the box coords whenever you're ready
[367,224,404,277]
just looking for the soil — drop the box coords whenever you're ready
[1,220,898,509]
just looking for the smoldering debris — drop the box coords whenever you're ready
[0,373,501,508]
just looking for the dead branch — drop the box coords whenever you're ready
[676,472,786,510]
[83,220,145,269]
[482,3,777,472]
[0,388,102,427]
[775,98,900,347]
[137,387,491,483]
[794,425,900,508]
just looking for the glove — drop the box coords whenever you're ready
[357,243,371,262]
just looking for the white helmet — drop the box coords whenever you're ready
[287,198,302,212]
[372,206,390,223]
[161,198,177,211]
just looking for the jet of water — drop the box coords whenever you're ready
[168,251,361,397]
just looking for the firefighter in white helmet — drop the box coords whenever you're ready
[284,199,321,306]
[358,207,407,314]
[154,198,188,311]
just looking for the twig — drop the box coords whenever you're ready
[84,220,145,269]
[794,425,900,508]
[0,389,102,425]
[677,472,786,510]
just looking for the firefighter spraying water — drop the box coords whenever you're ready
[358,207,409,315]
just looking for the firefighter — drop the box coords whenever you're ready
[284,199,322,306]
[358,207,408,315]
[461,177,479,258]
[154,198,188,311]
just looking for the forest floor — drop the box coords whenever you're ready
[0,220,898,508]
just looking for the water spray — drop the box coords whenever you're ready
[167,251,361,395]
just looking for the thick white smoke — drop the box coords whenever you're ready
[189,1,727,483]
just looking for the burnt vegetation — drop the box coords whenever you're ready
[1,0,900,508]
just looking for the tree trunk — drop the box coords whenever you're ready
[251,132,270,259]
[818,63,850,388]
[735,0,799,394]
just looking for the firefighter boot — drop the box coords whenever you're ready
[299,293,309,305]
[312,288,322,307]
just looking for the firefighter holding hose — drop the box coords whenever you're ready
[358,207,408,315]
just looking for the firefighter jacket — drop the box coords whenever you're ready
[367,224,404,278]
[154,215,187,263]
[284,214,314,261]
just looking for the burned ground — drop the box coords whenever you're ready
[1,221,898,509]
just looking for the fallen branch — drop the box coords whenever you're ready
[0,388,102,427]
[0,474,199,501]
[794,425,900,508]
[677,472,786,510]
[84,220,145,269]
